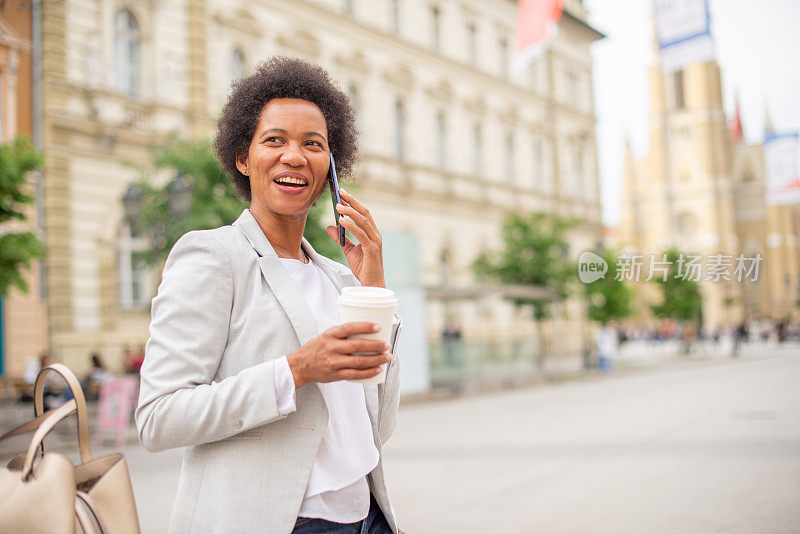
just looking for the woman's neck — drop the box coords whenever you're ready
[249,204,307,260]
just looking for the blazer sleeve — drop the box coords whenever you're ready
[377,314,402,445]
[135,231,288,452]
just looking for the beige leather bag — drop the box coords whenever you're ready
[0,363,141,533]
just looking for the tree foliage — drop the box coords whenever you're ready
[471,212,577,319]
[650,247,703,323]
[0,137,44,297]
[584,249,634,324]
[132,138,345,265]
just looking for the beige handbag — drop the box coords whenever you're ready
[0,363,141,533]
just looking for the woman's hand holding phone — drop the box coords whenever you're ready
[325,187,386,288]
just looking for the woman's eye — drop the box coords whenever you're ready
[306,140,323,147]
[265,136,283,144]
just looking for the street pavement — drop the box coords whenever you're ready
[4,346,799,533]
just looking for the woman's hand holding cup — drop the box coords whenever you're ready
[286,322,392,388]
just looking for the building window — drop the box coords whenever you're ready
[499,38,509,80]
[533,138,543,190]
[673,69,685,110]
[229,48,245,89]
[394,98,405,161]
[435,110,447,169]
[505,131,514,183]
[467,23,477,66]
[118,224,150,309]
[431,6,441,51]
[348,83,359,113]
[389,0,400,34]
[348,83,361,128]
[114,9,141,96]
[472,121,482,177]
[344,0,354,15]
[565,68,579,105]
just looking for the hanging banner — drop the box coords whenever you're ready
[653,0,714,73]
[764,132,800,206]
[512,0,565,73]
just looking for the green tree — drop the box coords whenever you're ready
[0,137,44,297]
[132,138,344,265]
[472,212,577,361]
[650,248,702,323]
[584,249,634,325]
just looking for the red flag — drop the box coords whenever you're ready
[728,96,743,143]
[513,0,565,72]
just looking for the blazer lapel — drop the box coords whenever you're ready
[232,210,318,347]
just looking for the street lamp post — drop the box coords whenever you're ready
[166,173,192,220]
[121,183,144,232]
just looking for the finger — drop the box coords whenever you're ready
[326,225,337,241]
[337,366,384,381]
[332,353,392,370]
[338,215,372,247]
[335,338,389,355]
[327,225,357,253]
[336,204,380,243]
[327,321,381,339]
[339,188,377,229]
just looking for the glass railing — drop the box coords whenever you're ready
[428,339,543,389]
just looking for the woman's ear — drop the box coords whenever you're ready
[234,151,249,176]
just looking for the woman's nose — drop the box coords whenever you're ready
[280,144,306,166]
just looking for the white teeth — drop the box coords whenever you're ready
[275,177,306,185]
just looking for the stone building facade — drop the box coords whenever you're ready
[4,0,604,387]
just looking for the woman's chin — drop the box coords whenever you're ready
[266,201,314,218]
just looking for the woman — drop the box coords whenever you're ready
[135,57,402,534]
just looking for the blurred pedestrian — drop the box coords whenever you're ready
[442,322,463,367]
[124,345,145,375]
[84,352,113,401]
[596,323,617,373]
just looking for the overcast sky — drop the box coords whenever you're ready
[585,0,800,226]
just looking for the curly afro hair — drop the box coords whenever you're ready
[213,56,359,202]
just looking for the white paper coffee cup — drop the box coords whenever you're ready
[338,287,397,384]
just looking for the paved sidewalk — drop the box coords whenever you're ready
[2,344,797,533]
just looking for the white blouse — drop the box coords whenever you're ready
[273,256,380,523]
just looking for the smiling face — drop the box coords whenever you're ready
[236,98,330,219]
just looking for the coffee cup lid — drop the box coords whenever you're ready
[338,286,397,308]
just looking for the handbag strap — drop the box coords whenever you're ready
[34,363,92,463]
[21,399,77,479]
[0,407,61,442]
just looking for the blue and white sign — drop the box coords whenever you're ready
[764,132,800,206]
[654,0,715,73]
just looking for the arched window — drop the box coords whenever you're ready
[505,130,514,183]
[118,224,151,309]
[114,9,141,96]
[435,110,446,169]
[229,48,245,88]
[472,122,482,177]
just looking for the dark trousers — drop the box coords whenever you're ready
[292,493,393,534]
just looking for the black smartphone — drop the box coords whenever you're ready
[328,152,346,247]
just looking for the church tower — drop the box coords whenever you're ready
[621,58,744,328]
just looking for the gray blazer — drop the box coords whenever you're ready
[135,209,401,534]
